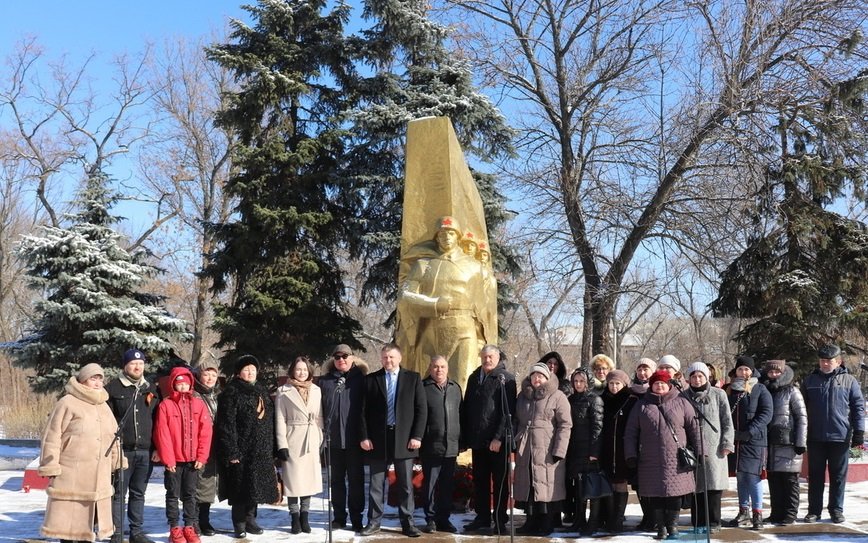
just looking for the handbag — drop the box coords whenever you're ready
[659,405,698,472]
[582,469,613,499]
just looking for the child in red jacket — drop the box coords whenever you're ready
[154,366,213,543]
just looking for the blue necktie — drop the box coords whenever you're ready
[387,372,396,426]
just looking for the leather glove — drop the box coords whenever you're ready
[735,430,752,442]
[552,455,563,462]
[625,457,638,469]
[277,448,290,462]
[852,431,864,448]
[794,446,806,455]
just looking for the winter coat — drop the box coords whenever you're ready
[461,362,517,450]
[682,384,734,491]
[39,377,123,542]
[513,375,572,503]
[801,366,865,443]
[193,378,220,502]
[566,390,604,477]
[153,367,213,468]
[319,360,369,450]
[215,377,279,505]
[600,387,638,482]
[275,381,323,498]
[421,376,463,458]
[624,387,700,498]
[727,379,773,476]
[762,366,807,473]
[105,374,159,451]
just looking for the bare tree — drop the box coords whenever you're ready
[137,35,238,366]
[444,0,868,362]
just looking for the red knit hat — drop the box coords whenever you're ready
[648,369,672,387]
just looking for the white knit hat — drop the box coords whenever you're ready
[686,361,709,379]
[657,355,681,372]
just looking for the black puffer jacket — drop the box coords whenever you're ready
[727,378,773,476]
[421,377,463,458]
[566,390,604,477]
[461,362,517,450]
[215,378,278,505]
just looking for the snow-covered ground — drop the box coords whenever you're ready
[2,462,868,542]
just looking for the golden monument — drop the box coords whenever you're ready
[396,117,498,392]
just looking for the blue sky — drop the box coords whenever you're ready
[1,2,246,59]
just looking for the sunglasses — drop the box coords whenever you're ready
[334,354,350,360]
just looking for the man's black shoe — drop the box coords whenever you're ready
[803,514,820,523]
[245,517,263,535]
[351,521,364,532]
[129,533,156,543]
[436,520,458,533]
[480,524,508,536]
[402,524,422,538]
[331,519,346,529]
[464,518,491,532]
[420,521,436,533]
[232,529,246,539]
[360,523,381,536]
[831,513,846,524]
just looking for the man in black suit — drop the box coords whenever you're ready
[359,343,428,537]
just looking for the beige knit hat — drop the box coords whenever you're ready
[77,363,104,382]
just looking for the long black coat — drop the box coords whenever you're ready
[360,367,427,460]
[566,390,603,477]
[461,362,517,450]
[600,387,638,483]
[421,377,463,458]
[319,360,368,450]
[215,378,278,505]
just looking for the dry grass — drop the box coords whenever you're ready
[0,394,55,439]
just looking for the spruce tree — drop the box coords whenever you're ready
[346,0,520,328]
[204,0,361,368]
[11,169,191,393]
[711,72,868,372]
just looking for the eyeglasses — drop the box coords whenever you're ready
[334,354,350,360]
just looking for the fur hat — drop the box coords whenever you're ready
[735,355,756,374]
[764,359,786,373]
[606,369,630,386]
[529,362,551,379]
[234,354,260,375]
[648,369,672,387]
[77,363,104,383]
[686,361,710,379]
[121,348,146,367]
[657,354,681,372]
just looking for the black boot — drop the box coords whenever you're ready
[537,511,553,536]
[665,509,679,540]
[637,496,654,531]
[727,507,751,527]
[300,512,311,533]
[199,502,216,536]
[752,510,763,530]
[609,491,628,533]
[517,505,537,535]
[583,499,601,536]
[290,512,301,534]
[654,509,667,540]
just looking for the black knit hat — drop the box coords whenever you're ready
[234,354,260,375]
[735,355,755,374]
[818,344,841,359]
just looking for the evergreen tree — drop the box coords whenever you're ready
[10,169,191,393]
[711,71,868,373]
[204,0,361,369]
[346,0,520,330]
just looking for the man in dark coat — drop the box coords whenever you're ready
[106,348,159,543]
[359,343,428,537]
[419,355,463,534]
[801,344,865,524]
[319,344,368,531]
[461,345,517,535]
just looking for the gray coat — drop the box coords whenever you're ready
[513,375,572,503]
[683,385,734,492]
[624,387,700,498]
[763,366,807,473]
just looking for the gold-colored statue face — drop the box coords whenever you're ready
[436,228,460,252]
[462,240,478,256]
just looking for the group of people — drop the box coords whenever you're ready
[37,342,865,542]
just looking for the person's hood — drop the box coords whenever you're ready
[763,365,795,390]
[168,366,195,400]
